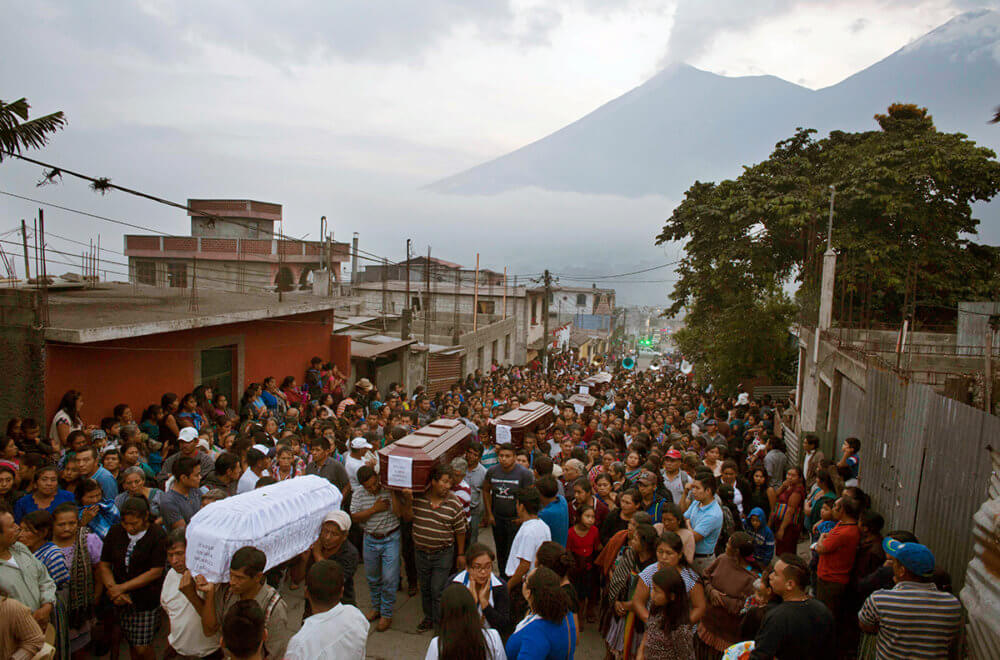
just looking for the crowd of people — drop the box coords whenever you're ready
[0,351,965,659]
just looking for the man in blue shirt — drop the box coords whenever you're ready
[535,474,569,546]
[76,445,118,501]
[684,473,723,574]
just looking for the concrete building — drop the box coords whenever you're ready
[525,284,616,348]
[124,199,351,293]
[794,255,999,460]
[353,280,529,365]
[356,256,505,286]
[334,312,516,395]
[0,283,355,426]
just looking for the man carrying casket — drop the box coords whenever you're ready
[183,546,292,660]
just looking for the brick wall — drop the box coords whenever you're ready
[200,238,238,252]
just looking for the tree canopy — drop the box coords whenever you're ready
[0,97,66,164]
[657,104,1000,389]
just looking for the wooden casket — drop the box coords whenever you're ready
[378,418,471,492]
[580,372,612,397]
[566,392,597,417]
[491,401,554,449]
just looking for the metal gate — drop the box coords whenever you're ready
[427,352,463,394]
[836,376,865,449]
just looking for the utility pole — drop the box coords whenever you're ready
[985,315,1000,413]
[402,238,412,340]
[350,232,359,293]
[502,266,507,319]
[277,226,284,303]
[542,269,552,375]
[405,239,411,307]
[20,220,30,281]
[424,247,431,345]
[473,253,480,332]
[38,209,49,325]
[815,185,837,371]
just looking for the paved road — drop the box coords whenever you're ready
[137,528,605,660]
[351,530,607,659]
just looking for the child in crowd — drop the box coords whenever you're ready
[808,500,837,589]
[566,504,602,625]
[745,507,775,568]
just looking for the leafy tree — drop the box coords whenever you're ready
[0,97,66,163]
[658,104,1000,387]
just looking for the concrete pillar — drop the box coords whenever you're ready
[818,247,837,331]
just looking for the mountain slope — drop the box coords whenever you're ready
[430,10,1000,199]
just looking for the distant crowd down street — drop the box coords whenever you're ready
[0,350,963,660]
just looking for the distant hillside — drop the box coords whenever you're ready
[430,10,1000,200]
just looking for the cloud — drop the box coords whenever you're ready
[663,0,795,64]
[661,0,1000,66]
[9,1,537,66]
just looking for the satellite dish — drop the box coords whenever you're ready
[622,356,635,370]
[680,360,693,375]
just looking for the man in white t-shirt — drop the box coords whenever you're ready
[286,559,369,659]
[344,437,376,493]
[237,447,271,494]
[162,530,220,658]
[505,486,550,593]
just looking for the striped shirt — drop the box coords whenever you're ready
[858,581,962,659]
[411,492,467,552]
[349,486,400,536]
[452,481,472,522]
[481,445,499,471]
[33,542,70,589]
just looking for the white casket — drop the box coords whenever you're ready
[185,475,342,583]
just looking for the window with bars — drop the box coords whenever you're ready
[167,262,188,288]
[135,261,156,286]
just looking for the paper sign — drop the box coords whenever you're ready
[496,424,512,443]
[574,404,584,414]
[387,455,413,488]
[579,386,590,395]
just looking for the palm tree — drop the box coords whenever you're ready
[0,97,66,163]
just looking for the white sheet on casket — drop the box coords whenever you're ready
[185,475,342,583]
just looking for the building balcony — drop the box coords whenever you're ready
[124,235,350,264]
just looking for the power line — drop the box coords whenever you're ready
[0,190,396,276]
[543,228,769,282]
[0,188,396,267]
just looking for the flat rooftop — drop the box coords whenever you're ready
[41,283,357,343]
[354,281,526,296]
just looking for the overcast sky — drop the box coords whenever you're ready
[1,0,994,304]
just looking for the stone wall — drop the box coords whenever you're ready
[0,290,46,425]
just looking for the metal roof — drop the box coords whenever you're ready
[351,337,417,359]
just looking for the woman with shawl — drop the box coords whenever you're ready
[51,502,103,658]
[770,466,807,556]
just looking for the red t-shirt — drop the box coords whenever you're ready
[817,521,860,584]
[566,524,601,572]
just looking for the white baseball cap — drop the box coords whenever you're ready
[350,437,372,450]
[178,427,199,443]
[323,509,352,532]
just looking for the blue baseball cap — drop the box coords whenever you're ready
[883,538,935,577]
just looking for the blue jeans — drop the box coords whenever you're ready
[363,529,402,618]
[468,508,482,545]
[415,545,455,624]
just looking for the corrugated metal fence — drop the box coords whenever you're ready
[959,447,1000,660]
[861,367,1000,591]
